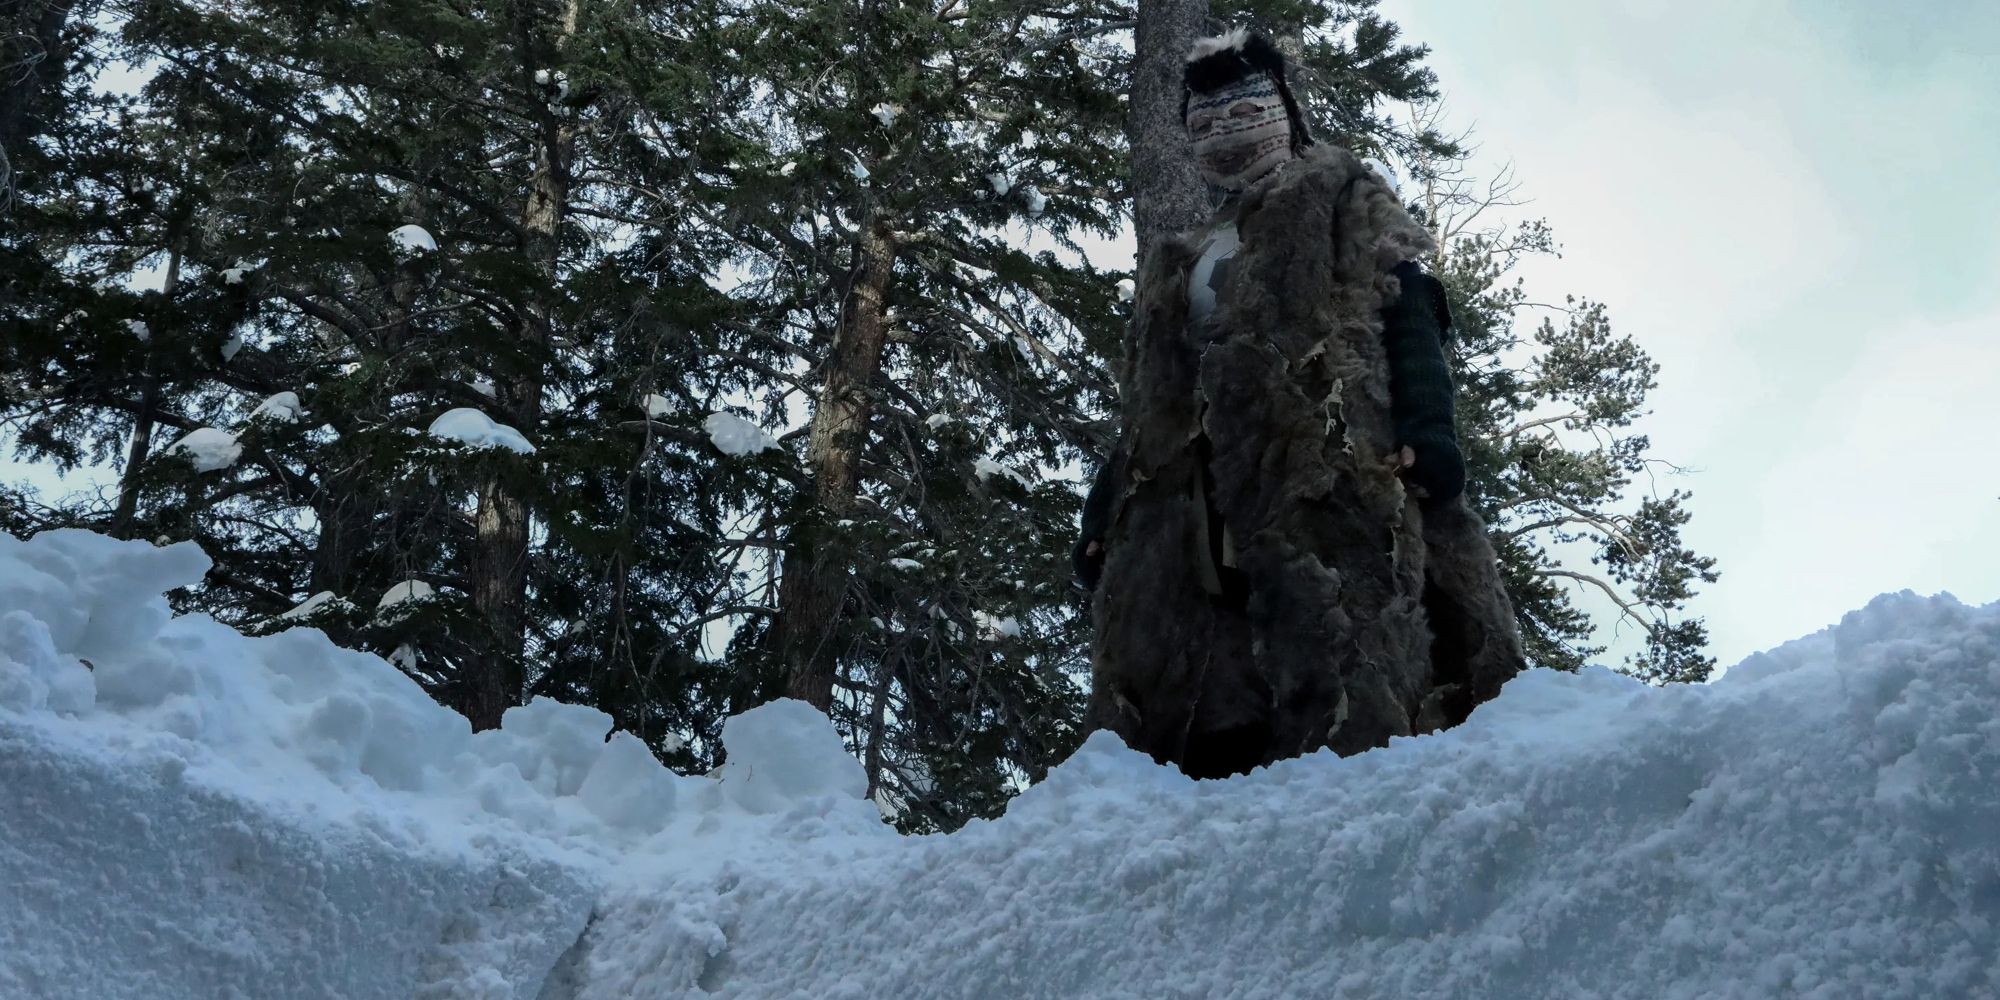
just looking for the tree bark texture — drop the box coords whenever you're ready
[109,377,157,538]
[1087,147,1524,777]
[111,232,182,539]
[779,222,898,713]
[309,482,376,591]
[1126,0,1214,269]
[461,12,572,729]
[467,473,531,730]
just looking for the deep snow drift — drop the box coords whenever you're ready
[0,530,1995,999]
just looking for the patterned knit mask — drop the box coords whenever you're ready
[1186,76,1294,191]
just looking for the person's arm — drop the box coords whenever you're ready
[1381,261,1466,503]
[1071,441,1123,590]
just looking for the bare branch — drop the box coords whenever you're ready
[1539,569,1663,638]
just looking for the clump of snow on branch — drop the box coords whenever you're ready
[1115,278,1136,303]
[167,428,243,472]
[376,580,434,612]
[973,457,1032,490]
[427,408,535,454]
[974,611,1022,639]
[532,67,570,98]
[870,103,900,127]
[125,319,150,341]
[388,224,437,253]
[388,643,421,675]
[1021,185,1046,218]
[703,412,778,456]
[641,394,677,419]
[275,591,340,622]
[248,391,308,424]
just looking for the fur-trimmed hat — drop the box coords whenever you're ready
[1182,29,1313,153]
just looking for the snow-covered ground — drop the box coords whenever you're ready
[0,529,1995,999]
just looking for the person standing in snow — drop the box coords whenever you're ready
[1072,30,1524,779]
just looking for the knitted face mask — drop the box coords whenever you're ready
[1185,76,1294,190]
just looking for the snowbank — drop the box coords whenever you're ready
[0,530,884,1000]
[567,594,2000,1000]
[1,528,1996,999]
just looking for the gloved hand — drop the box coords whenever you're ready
[1071,537,1105,591]
[1384,440,1465,503]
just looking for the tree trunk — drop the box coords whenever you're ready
[778,221,898,712]
[309,481,376,593]
[109,378,156,538]
[468,471,532,729]
[1127,0,1213,267]
[462,205,556,730]
[461,8,572,730]
[111,230,182,538]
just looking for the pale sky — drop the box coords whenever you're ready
[1381,0,2000,667]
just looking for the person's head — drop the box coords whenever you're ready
[1183,29,1313,191]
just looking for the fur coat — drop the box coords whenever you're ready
[1086,144,1525,776]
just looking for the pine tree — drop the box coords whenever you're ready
[2,16,256,547]
[1410,120,1719,683]
[1,0,86,212]
[1,0,1715,833]
[627,0,1138,827]
[59,0,755,740]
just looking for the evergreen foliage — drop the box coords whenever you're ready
[1,0,1716,829]
[1410,137,1719,683]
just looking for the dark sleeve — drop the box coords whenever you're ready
[1381,261,1466,503]
[1071,440,1123,589]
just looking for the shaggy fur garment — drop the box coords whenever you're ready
[1088,143,1526,774]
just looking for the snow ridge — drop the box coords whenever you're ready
[1,529,1996,999]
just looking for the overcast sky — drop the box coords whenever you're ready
[1379,0,2000,666]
